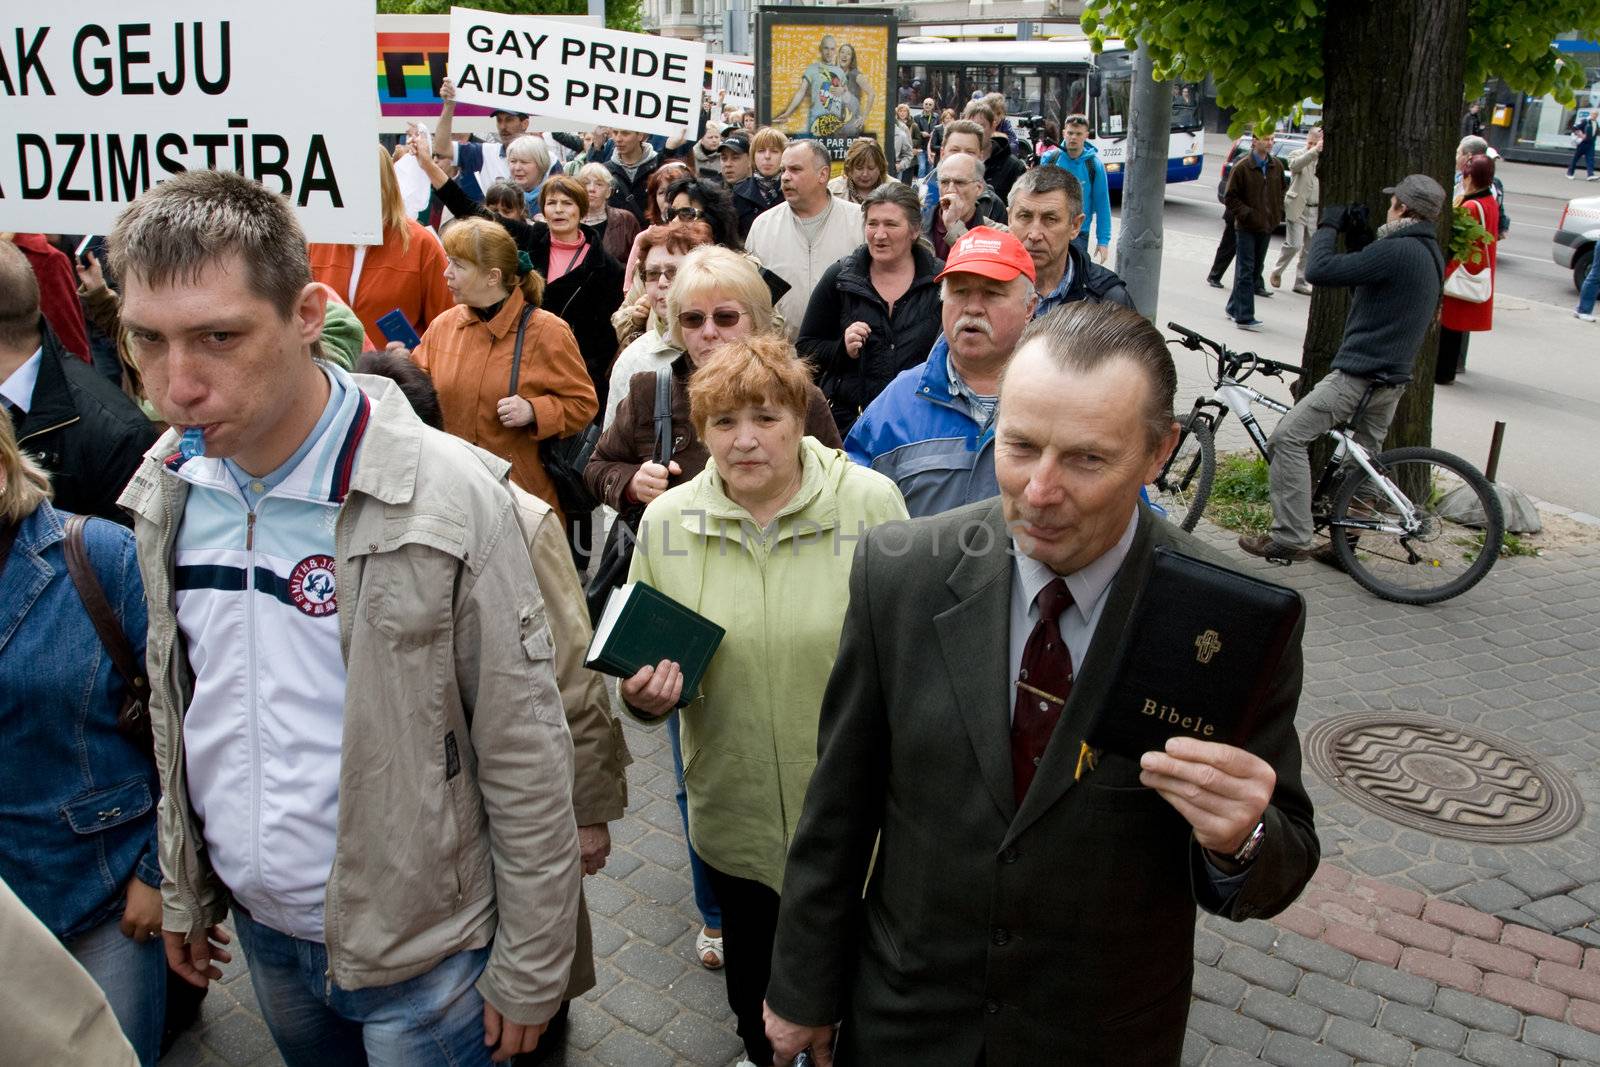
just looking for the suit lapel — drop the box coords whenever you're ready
[932,502,1017,822]
[1005,507,1159,847]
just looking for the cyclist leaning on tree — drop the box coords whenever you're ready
[1238,174,1446,565]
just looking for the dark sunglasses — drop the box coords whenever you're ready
[643,266,679,283]
[678,308,745,330]
[669,207,709,222]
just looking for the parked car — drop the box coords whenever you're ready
[1552,196,1600,291]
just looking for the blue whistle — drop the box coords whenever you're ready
[179,427,205,460]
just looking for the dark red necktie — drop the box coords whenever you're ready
[1011,578,1075,806]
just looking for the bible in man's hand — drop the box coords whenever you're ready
[1084,547,1303,760]
[585,581,725,710]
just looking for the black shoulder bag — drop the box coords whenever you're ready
[584,365,674,624]
[512,304,602,517]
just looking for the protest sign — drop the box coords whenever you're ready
[447,7,706,139]
[710,56,756,113]
[0,2,381,243]
[375,13,597,135]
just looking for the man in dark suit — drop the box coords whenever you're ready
[764,302,1319,1066]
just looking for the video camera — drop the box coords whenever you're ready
[1319,202,1375,253]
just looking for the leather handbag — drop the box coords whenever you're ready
[62,515,153,753]
[1443,263,1491,304]
[584,365,674,623]
[509,304,602,517]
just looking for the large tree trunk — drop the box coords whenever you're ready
[1300,0,1469,454]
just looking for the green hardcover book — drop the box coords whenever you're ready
[584,581,726,710]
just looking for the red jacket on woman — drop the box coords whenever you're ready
[1441,190,1498,333]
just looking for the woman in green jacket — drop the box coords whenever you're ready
[622,334,907,1066]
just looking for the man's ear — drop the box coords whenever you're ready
[294,282,330,349]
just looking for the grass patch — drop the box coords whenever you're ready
[1207,453,1273,534]
[1455,530,1541,561]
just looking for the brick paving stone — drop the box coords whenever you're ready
[658,1012,745,1065]
[1380,913,1457,954]
[590,1027,677,1067]
[1483,972,1570,1020]
[1413,863,1483,894]
[1262,1030,1354,1067]
[1348,846,1413,877]
[1272,929,1357,979]
[1297,971,1382,1024]
[1455,936,1538,978]
[1536,960,1600,1003]
[1322,1016,1414,1066]
[1179,1029,1210,1067]
[1428,900,1506,941]
[1401,946,1485,994]
[1458,880,1535,915]
[614,901,693,949]
[1569,883,1600,914]
[1353,959,1438,1007]
[1240,985,1328,1038]
[1312,862,1355,891]
[1324,920,1404,968]
[195,1010,279,1067]
[1185,999,1268,1055]
[597,979,678,1035]
[1504,867,1583,899]
[1217,944,1302,995]
[1523,896,1599,933]
[1501,908,1559,935]
[1463,1032,1559,1067]
[1275,904,1326,939]
[1190,962,1248,1008]
[1503,926,1586,967]
[1433,987,1526,1037]
[1194,926,1226,966]
[1566,998,1600,1034]
[1414,1050,1476,1067]
[1354,876,1428,917]
[1379,1000,1469,1052]
[1523,1016,1600,1061]
[611,940,689,988]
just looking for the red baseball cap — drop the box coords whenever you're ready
[935,226,1037,285]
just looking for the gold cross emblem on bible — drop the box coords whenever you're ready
[1194,629,1222,664]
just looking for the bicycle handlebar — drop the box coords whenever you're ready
[1165,322,1303,380]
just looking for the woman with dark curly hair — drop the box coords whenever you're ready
[663,176,745,252]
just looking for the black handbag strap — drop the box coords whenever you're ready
[63,515,146,694]
[652,366,673,465]
[508,303,536,398]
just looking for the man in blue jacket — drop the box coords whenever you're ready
[1044,114,1112,264]
[844,228,1037,518]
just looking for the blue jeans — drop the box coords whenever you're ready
[1580,249,1600,314]
[667,712,723,930]
[66,916,166,1067]
[1227,227,1270,322]
[232,908,494,1067]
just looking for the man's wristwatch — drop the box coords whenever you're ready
[1229,820,1267,867]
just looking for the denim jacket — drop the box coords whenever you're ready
[0,503,159,941]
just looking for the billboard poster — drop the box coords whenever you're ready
[756,7,896,170]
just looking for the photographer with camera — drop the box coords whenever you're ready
[1238,174,1446,565]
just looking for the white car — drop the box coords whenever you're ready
[1552,196,1600,290]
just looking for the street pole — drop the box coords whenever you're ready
[1115,39,1172,322]
[588,0,605,24]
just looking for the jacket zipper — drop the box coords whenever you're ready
[17,414,81,446]
[243,505,265,933]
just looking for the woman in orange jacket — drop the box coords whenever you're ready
[310,145,455,344]
[405,218,598,519]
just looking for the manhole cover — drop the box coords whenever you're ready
[1305,713,1583,844]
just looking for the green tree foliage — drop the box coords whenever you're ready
[1083,1,1600,133]
[377,0,644,34]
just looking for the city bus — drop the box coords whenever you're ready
[896,38,1205,189]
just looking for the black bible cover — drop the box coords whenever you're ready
[1085,547,1304,759]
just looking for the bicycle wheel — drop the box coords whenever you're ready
[1329,446,1505,605]
[1150,413,1215,532]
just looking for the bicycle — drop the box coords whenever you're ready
[1151,322,1505,605]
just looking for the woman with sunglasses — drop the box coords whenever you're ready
[582,248,841,989]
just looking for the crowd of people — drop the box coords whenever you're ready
[0,81,1393,1067]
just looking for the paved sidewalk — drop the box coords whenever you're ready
[159,524,1600,1067]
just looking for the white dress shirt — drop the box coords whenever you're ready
[0,348,43,415]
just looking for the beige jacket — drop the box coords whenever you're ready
[0,877,138,1065]
[747,196,865,340]
[1283,145,1321,225]
[118,375,581,1027]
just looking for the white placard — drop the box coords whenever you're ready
[710,56,755,113]
[0,4,382,243]
[447,7,706,139]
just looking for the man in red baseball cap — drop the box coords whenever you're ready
[843,226,1040,518]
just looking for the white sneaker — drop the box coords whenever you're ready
[1588,175,1600,181]
[1569,173,1578,180]
[1576,309,1597,322]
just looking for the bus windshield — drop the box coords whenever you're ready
[1099,66,1207,136]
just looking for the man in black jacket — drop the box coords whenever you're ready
[1222,131,1286,331]
[1240,175,1446,563]
[964,100,1026,206]
[1008,166,1136,316]
[0,241,156,524]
